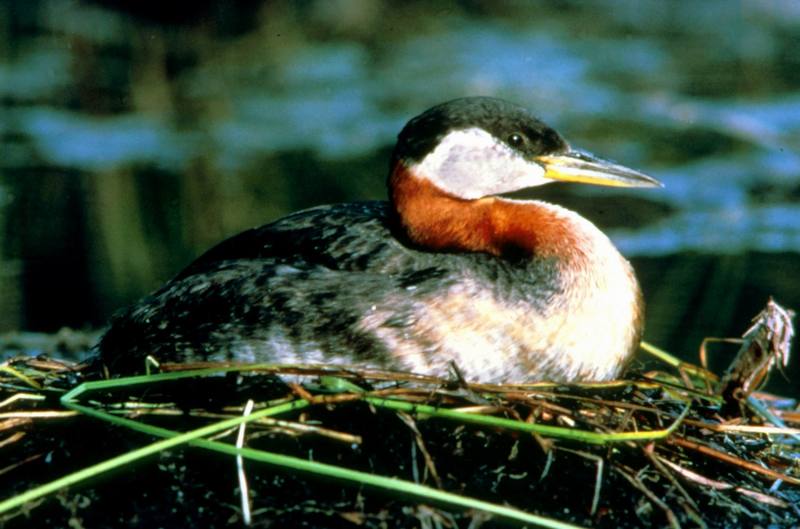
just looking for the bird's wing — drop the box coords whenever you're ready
[172,201,412,281]
[98,257,455,373]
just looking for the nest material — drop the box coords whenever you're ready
[0,301,797,529]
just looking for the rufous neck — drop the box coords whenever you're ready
[389,162,585,259]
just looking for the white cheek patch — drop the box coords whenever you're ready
[414,128,550,199]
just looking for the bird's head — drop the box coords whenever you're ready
[388,97,662,257]
[390,96,661,200]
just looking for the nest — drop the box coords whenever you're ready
[0,301,797,528]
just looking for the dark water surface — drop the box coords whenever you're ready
[1,1,798,391]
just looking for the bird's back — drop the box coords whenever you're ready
[97,202,563,378]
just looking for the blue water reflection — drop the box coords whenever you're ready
[5,19,798,256]
[13,108,194,170]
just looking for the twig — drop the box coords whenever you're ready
[0,410,78,419]
[0,366,42,390]
[236,399,255,526]
[0,418,31,432]
[193,409,363,445]
[699,337,742,370]
[397,411,443,489]
[0,431,26,449]
[614,464,681,529]
[668,436,800,486]
[0,392,45,408]
[0,453,43,477]
[555,447,603,516]
[746,396,800,443]
[657,456,789,508]
[288,382,315,402]
[643,444,699,513]
[681,419,800,436]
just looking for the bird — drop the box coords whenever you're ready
[96,96,661,383]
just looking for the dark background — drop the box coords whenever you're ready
[1,0,798,392]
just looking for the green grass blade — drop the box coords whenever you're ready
[4,400,587,529]
[60,368,244,402]
[0,398,310,515]
[0,365,43,390]
[365,396,691,444]
[3,367,688,526]
[639,341,682,367]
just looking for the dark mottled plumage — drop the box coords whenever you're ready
[99,202,560,375]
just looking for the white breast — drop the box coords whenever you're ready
[541,203,641,380]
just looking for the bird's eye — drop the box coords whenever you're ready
[508,133,525,147]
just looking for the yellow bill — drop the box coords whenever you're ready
[536,150,662,188]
